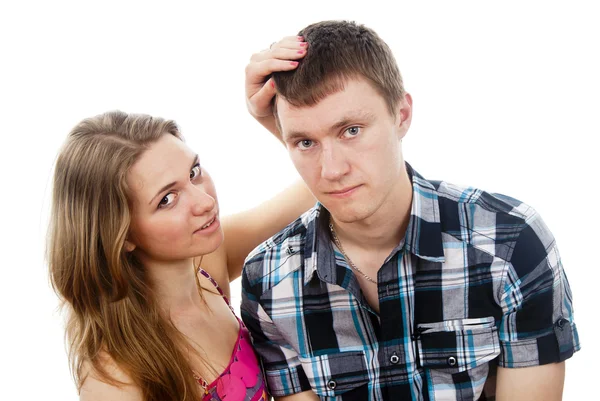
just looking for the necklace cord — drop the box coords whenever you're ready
[329,216,378,284]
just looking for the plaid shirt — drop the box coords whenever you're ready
[241,164,579,401]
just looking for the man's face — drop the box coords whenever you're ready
[278,78,412,223]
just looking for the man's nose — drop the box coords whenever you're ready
[320,145,350,181]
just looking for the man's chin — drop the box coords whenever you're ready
[324,204,372,224]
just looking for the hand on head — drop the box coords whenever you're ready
[245,36,307,139]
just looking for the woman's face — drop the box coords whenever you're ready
[126,134,223,264]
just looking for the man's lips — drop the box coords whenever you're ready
[325,185,362,196]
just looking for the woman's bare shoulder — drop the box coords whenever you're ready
[79,355,143,401]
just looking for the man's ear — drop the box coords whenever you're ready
[124,240,136,252]
[396,93,413,140]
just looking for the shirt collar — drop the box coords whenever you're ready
[403,163,445,262]
[303,205,333,285]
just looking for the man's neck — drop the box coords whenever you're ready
[330,169,413,253]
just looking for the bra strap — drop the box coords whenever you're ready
[197,266,236,315]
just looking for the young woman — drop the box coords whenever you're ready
[47,37,309,401]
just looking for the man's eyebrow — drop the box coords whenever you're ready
[284,130,309,143]
[148,154,199,205]
[283,110,376,142]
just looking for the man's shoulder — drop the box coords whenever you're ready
[242,205,319,296]
[432,178,537,225]
[428,178,551,259]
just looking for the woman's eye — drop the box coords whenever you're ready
[158,193,175,209]
[297,139,314,149]
[343,126,361,138]
[190,164,201,180]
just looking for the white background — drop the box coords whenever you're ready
[1,1,598,399]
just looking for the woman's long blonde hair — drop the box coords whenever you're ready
[48,111,204,400]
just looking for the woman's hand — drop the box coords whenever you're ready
[245,36,307,141]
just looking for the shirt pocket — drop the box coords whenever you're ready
[298,351,370,399]
[416,317,500,400]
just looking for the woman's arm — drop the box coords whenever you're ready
[201,178,314,292]
[222,180,314,281]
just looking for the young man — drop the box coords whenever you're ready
[241,21,579,401]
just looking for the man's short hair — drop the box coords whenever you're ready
[273,20,406,117]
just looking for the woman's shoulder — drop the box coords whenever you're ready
[79,355,143,401]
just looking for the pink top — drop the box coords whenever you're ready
[196,267,268,401]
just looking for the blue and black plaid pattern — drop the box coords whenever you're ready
[241,164,579,400]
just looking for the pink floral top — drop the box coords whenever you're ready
[196,268,268,401]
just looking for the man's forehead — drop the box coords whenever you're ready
[275,95,304,116]
[277,94,381,139]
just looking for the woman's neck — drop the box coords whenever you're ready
[141,256,204,315]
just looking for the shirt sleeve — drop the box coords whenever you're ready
[497,210,580,367]
[241,270,313,397]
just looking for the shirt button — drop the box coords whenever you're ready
[390,354,400,364]
[447,356,457,367]
[327,379,337,390]
[556,317,568,330]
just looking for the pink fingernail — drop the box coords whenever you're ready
[290,61,298,66]
[297,36,304,41]
[299,42,307,47]
[271,80,275,88]
[297,50,305,54]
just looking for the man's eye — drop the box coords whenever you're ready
[190,164,201,180]
[343,126,361,137]
[158,193,175,209]
[298,139,313,149]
